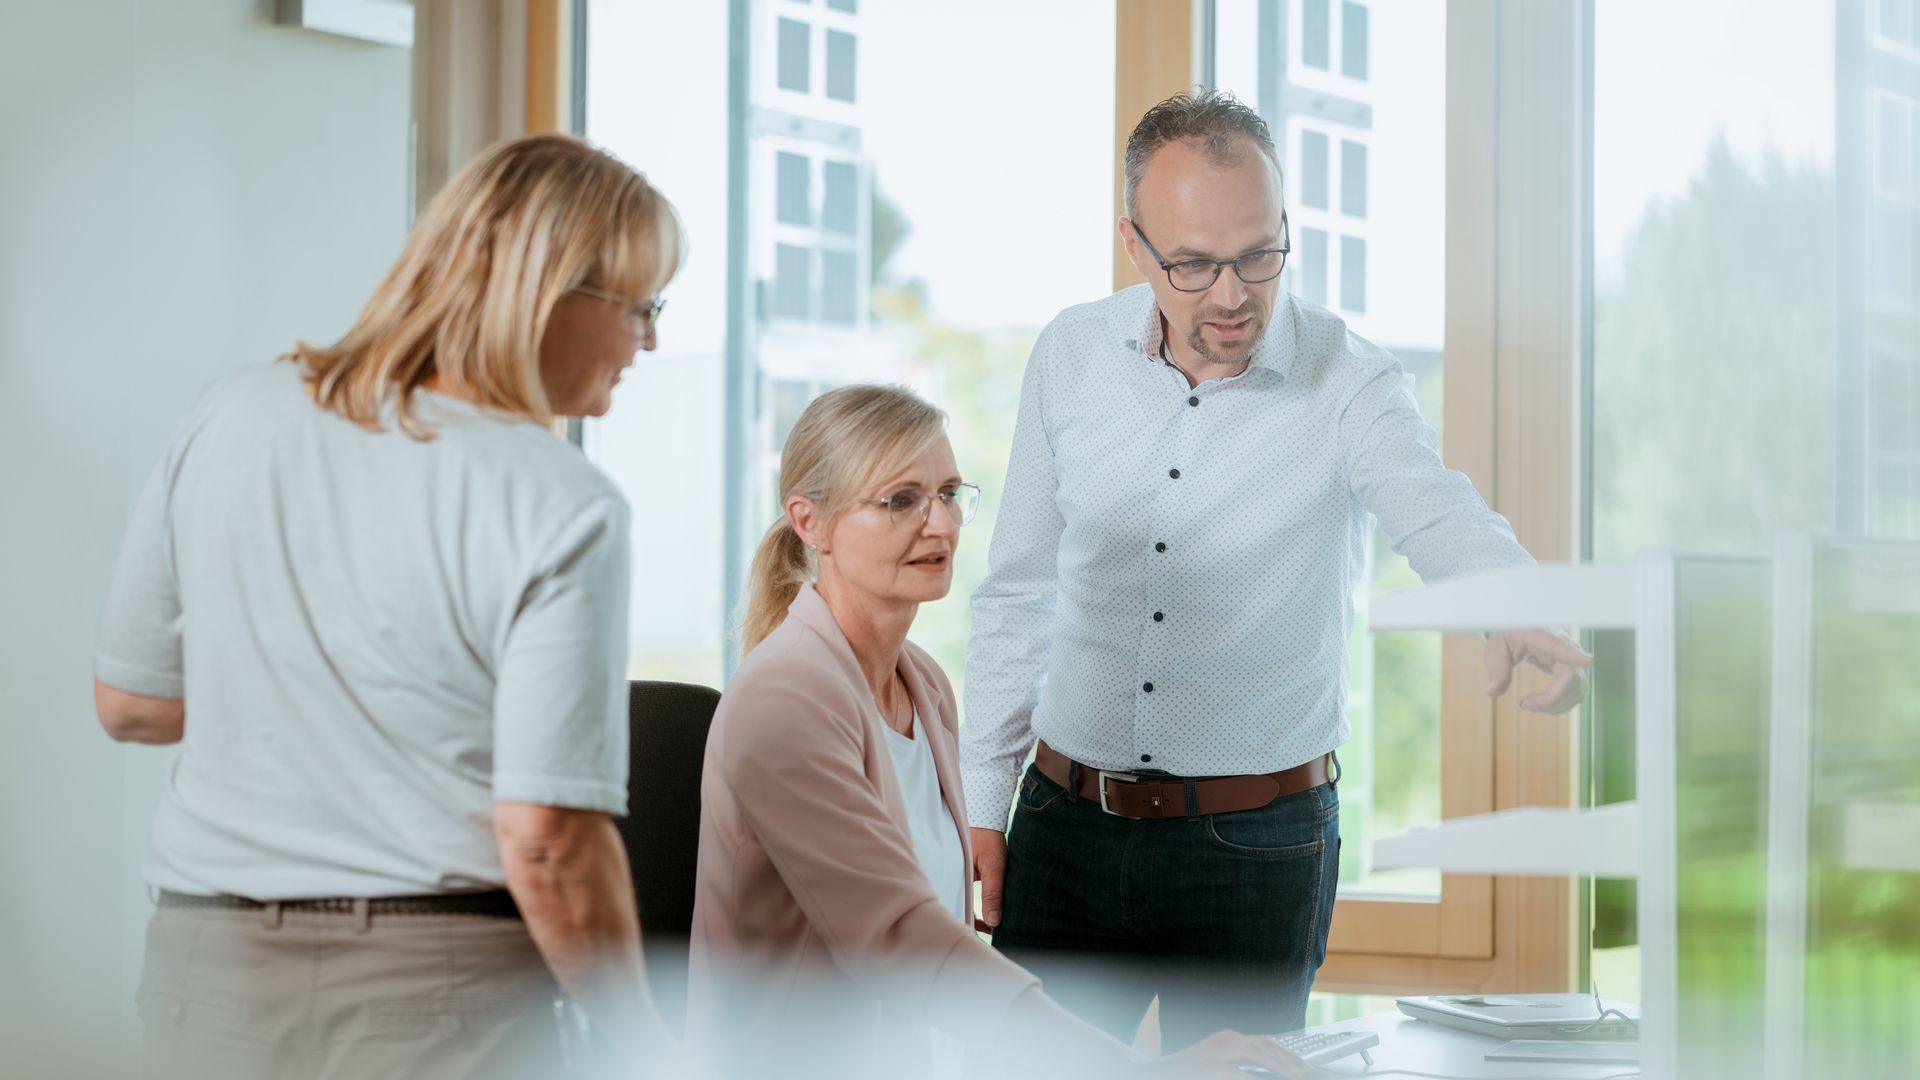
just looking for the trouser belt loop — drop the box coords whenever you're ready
[1183,777,1200,817]
[260,901,284,931]
[1329,750,1342,788]
[351,897,372,934]
[1065,759,1083,804]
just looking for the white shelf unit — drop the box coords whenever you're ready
[1362,554,1687,1078]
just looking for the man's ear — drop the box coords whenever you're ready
[1118,217,1145,273]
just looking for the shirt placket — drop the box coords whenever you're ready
[1132,359,1202,770]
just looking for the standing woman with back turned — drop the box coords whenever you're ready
[94,134,680,1079]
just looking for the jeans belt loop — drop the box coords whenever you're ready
[260,900,283,931]
[351,897,372,934]
[1329,749,1342,788]
[1065,759,1083,804]
[1183,776,1200,816]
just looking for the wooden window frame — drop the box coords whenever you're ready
[1114,0,1584,995]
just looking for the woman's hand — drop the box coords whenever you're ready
[1136,1029,1312,1078]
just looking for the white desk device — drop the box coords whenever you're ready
[1394,994,1639,1041]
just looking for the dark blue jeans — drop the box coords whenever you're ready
[990,760,1340,1052]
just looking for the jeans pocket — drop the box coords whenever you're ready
[1014,764,1067,816]
[1202,794,1329,859]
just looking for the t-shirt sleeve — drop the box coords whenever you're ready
[95,455,186,698]
[491,493,632,815]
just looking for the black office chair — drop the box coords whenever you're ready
[616,679,721,1033]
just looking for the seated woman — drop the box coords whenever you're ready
[687,385,1308,1080]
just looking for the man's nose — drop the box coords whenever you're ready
[1206,264,1249,311]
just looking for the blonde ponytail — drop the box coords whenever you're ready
[740,517,814,656]
[733,384,947,657]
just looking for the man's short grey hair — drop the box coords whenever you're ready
[1123,88,1284,221]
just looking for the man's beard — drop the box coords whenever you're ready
[1183,303,1263,366]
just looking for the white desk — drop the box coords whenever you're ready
[1301,1011,1637,1079]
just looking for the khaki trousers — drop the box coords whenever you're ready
[137,902,565,1079]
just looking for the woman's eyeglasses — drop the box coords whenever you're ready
[571,284,666,328]
[854,483,983,532]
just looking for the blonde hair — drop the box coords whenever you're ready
[739,385,948,656]
[285,133,682,437]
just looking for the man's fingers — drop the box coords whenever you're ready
[1521,663,1588,714]
[1484,636,1516,696]
[1526,630,1595,668]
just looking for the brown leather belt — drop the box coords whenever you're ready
[1034,740,1333,820]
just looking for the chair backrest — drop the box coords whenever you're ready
[617,679,721,1031]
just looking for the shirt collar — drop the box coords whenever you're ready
[1135,289,1298,380]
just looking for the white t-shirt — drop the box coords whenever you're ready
[880,708,968,925]
[95,361,631,899]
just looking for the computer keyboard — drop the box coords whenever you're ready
[1272,1028,1380,1067]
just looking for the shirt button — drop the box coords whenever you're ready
[1153,611,1164,622]
[1155,542,1167,553]
[1188,396,1200,407]
[1143,682,1154,693]
[1169,468,1181,479]
[1140,754,1153,763]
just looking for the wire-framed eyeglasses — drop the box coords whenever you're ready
[1131,213,1291,293]
[854,483,982,532]
[571,283,667,328]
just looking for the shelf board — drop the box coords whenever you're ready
[1372,802,1640,879]
[1369,562,1640,633]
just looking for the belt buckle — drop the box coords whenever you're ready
[1097,770,1139,816]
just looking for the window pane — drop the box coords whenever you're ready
[776,150,811,225]
[1590,0,1843,560]
[1298,225,1328,303]
[773,242,812,320]
[1342,1,1369,80]
[1301,128,1330,208]
[819,248,856,324]
[583,0,733,686]
[588,0,1115,694]
[1302,0,1331,70]
[1218,0,1447,899]
[821,159,858,234]
[825,29,857,103]
[1341,138,1367,217]
[1340,234,1366,312]
[776,17,810,93]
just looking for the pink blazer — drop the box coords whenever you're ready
[686,584,1039,1075]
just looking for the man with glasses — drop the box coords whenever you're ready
[961,90,1591,1050]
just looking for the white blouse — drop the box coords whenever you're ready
[881,708,968,926]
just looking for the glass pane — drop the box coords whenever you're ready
[775,150,811,226]
[1215,0,1448,899]
[824,28,857,103]
[586,0,1115,691]
[583,0,734,686]
[753,0,1116,691]
[776,17,810,93]
[1589,0,1841,559]
[1300,129,1330,209]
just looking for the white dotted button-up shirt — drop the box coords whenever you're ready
[959,284,1533,829]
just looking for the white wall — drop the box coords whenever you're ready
[0,1,411,1070]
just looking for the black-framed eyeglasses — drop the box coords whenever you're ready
[1131,213,1291,293]
[854,483,982,532]
[572,284,667,328]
